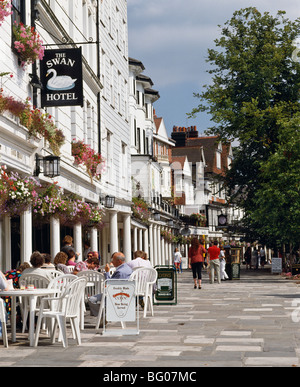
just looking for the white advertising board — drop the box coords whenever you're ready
[106,280,136,322]
[272,258,282,274]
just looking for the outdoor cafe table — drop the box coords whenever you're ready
[0,288,57,347]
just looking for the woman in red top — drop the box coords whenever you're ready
[188,237,207,289]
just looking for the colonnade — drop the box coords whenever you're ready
[0,208,177,272]
[132,221,174,267]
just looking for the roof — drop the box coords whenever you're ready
[129,57,145,71]
[170,155,187,169]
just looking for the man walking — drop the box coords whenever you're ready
[208,241,221,284]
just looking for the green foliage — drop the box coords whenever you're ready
[189,7,300,248]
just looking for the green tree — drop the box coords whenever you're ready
[251,115,300,249]
[189,7,300,248]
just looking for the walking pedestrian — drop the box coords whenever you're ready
[207,241,221,284]
[219,246,228,281]
[244,246,252,270]
[173,248,182,273]
[188,238,207,289]
[259,246,266,268]
[251,247,259,270]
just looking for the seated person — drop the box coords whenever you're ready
[54,252,69,274]
[73,255,99,275]
[66,250,77,267]
[88,252,132,316]
[127,250,153,269]
[41,253,55,269]
[0,271,8,291]
[21,251,53,281]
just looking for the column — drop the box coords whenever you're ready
[123,213,131,262]
[143,228,149,257]
[165,240,169,266]
[90,227,98,252]
[3,215,11,271]
[73,223,82,261]
[149,223,154,265]
[139,228,143,250]
[101,226,108,264]
[161,232,165,265]
[153,224,158,266]
[50,216,60,259]
[133,226,138,253]
[21,207,32,263]
[157,225,161,266]
[109,210,118,254]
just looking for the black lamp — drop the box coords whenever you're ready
[154,212,160,221]
[105,195,115,209]
[29,73,43,89]
[34,154,60,178]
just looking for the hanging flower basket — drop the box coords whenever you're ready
[161,230,174,243]
[72,139,105,182]
[13,22,45,68]
[32,182,105,228]
[0,92,65,155]
[132,197,151,225]
[191,213,207,227]
[0,0,12,26]
[0,166,40,217]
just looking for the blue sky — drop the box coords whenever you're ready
[127,0,299,136]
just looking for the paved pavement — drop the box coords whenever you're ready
[1,265,300,368]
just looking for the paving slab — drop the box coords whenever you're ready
[1,265,300,368]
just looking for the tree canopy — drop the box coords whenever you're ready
[189,7,300,249]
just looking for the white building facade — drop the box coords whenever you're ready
[0,0,132,270]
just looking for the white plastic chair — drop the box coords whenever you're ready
[77,270,105,302]
[0,299,8,348]
[66,266,75,273]
[46,269,64,278]
[19,274,51,333]
[129,267,157,318]
[34,277,87,348]
[48,274,77,296]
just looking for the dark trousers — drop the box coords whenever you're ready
[191,262,203,280]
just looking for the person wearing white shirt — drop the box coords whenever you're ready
[173,248,182,273]
[127,250,153,269]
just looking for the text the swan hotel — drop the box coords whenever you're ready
[41,48,84,108]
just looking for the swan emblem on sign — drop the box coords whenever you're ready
[46,69,77,91]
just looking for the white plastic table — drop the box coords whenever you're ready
[0,288,57,346]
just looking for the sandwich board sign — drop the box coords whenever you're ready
[154,266,177,305]
[103,280,139,336]
[271,258,282,274]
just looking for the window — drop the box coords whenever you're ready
[12,0,25,26]
[121,143,127,189]
[101,49,106,98]
[216,143,222,169]
[137,127,141,153]
[106,130,113,181]
[143,130,146,154]
[110,61,114,107]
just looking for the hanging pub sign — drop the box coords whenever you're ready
[41,48,83,108]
